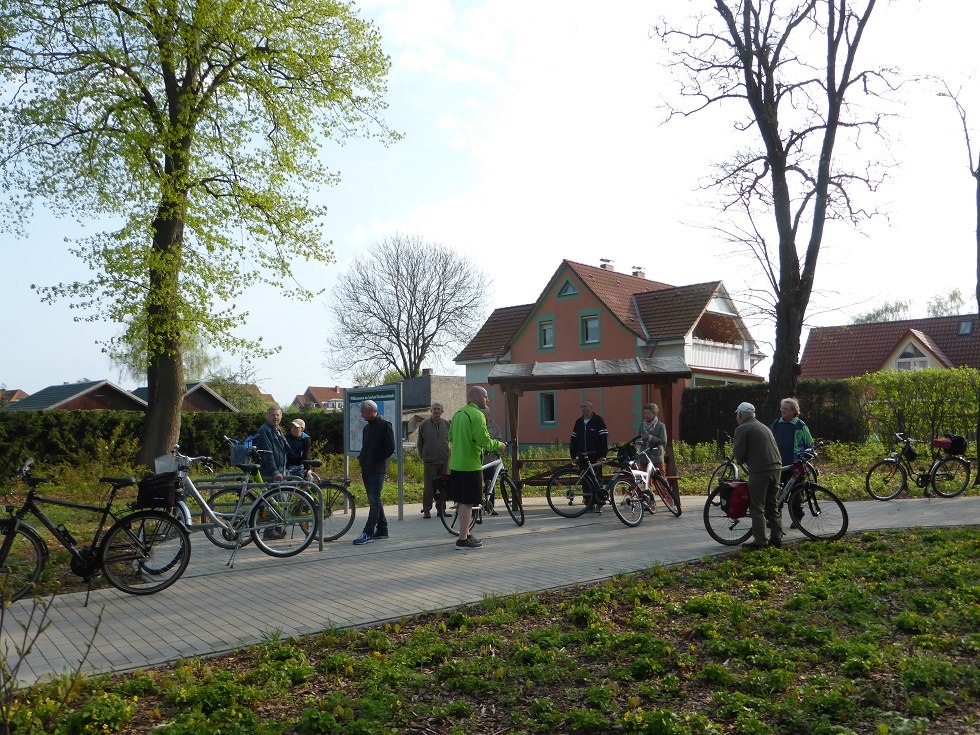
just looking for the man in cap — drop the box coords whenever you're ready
[732,401,783,549]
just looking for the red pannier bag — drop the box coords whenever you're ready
[719,481,750,519]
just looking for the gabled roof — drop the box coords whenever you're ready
[562,261,673,338]
[634,281,722,340]
[800,315,980,380]
[455,304,535,362]
[0,388,28,404]
[1,380,146,411]
[130,382,237,411]
[306,386,344,403]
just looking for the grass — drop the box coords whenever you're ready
[4,526,978,734]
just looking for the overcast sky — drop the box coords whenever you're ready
[3,0,979,406]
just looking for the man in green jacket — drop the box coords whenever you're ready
[448,386,504,550]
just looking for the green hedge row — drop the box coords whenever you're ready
[679,380,866,445]
[0,411,345,479]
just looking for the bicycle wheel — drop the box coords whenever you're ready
[440,502,478,536]
[865,459,907,500]
[249,486,318,557]
[0,524,46,603]
[653,474,682,517]
[546,468,595,518]
[319,483,357,541]
[789,483,848,541]
[707,460,738,495]
[930,456,971,497]
[202,488,258,549]
[100,511,190,595]
[608,478,644,527]
[703,486,753,546]
[498,475,524,526]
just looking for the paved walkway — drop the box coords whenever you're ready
[3,494,979,687]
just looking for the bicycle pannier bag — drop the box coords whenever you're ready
[719,481,750,519]
[947,434,967,455]
[135,471,183,509]
[432,474,450,501]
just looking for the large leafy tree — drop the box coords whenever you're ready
[0,0,396,464]
[326,234,489,381]
[657,0,893,409]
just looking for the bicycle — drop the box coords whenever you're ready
[169,445,319,564]
[865,432,971,500]
[0,458,191,604]
[545,442,635,518]
[703,445,848,545]
[607,445,682,527]
[707,435,818,495]
[284,460,357,542]
[440,449,524,536]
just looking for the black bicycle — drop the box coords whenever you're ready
[0,459,191,604]
[545,442,636,518]
[865,432,971,500]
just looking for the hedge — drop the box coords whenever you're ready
[0,410,345,479]
[679,380,866,445]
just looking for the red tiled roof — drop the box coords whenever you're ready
[563,261,673,338]
[800,315,980,379]
[305,386,344,403]
[634,281,722,340]
[455,304,535,362]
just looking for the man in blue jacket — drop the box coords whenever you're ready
[254,406,289,482]
[352,400,395,546]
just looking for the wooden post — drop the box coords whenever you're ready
[661,379,680,492]
[504,385,523,505]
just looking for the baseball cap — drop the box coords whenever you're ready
[291,418,306,430]
[736,402,755,414]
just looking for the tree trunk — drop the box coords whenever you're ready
[138,344,184,467]
[768,298,803,415]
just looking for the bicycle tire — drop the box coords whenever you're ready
[789,483,848,541]
[930,456,971,497]
[249,486,319,558]
[703,486,753,546]
[440,502,478,536]
[707,460,738,495]
[546,468,595,518]
[499,475,524,526]
[608,478,644,527]
[100,510,190,595]
[653,474,682,517]
[865,459,907,500]
[0,523,46,603]
[202,488,258,549]
[319,482,357,541]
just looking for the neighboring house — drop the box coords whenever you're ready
[394,369,467,442]
[0,380,147,412]
[291,386,345,412]
[800,315,980,379]
[0,388,28,406]
[456,259,764,444]
[132,382,238,412]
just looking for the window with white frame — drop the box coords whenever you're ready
[896,343,928,371]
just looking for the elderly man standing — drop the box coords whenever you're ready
[254,406,289,482]
[352,400,395,546]
[448,386,504,550]
[417,402,450,519]
[733,401,783,549]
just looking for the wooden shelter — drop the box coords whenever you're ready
[487,357,692,501]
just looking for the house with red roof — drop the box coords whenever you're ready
[291,386,345,412]
[455,260,765,444]
[800,315,980,379]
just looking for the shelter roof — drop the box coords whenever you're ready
[488,356,691,392]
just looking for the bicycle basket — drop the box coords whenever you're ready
[134,472,183,509]
[718,481,749,519]
[901,444,918,462]
[616,444,638,465]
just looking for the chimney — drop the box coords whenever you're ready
[422,368,433,376]
[599,258,614,271]
[631,266,646,278]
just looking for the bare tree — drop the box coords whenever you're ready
[326,235,489,380]
[657,0,895,408]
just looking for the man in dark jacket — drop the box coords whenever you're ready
[352,399,395,546]
[254,406,289,482]
[570,399,609,464]
[733,401,783,549]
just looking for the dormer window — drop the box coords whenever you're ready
[557,280,579,298]
[959,319,973,336]
[896,343,928,371]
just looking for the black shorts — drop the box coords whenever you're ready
[448,470,483,505]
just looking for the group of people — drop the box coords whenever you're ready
[253,389,813,553]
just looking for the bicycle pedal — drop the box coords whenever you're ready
[475,517,483,524]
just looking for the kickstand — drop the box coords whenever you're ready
[84,577,94,607]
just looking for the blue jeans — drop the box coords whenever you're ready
[362,473,387,536]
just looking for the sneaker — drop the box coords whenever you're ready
[455,536,483,550]
[373,531,389,540]
[352,533,374,546]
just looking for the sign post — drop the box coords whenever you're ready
[345,385,404,520]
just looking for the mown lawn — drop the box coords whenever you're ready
[5,526,977,734]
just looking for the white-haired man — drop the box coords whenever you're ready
[733,401,783,549]
[352,400,395,546]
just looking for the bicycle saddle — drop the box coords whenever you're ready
[100,476,137,488]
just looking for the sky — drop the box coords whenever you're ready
[3,0,979,407]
